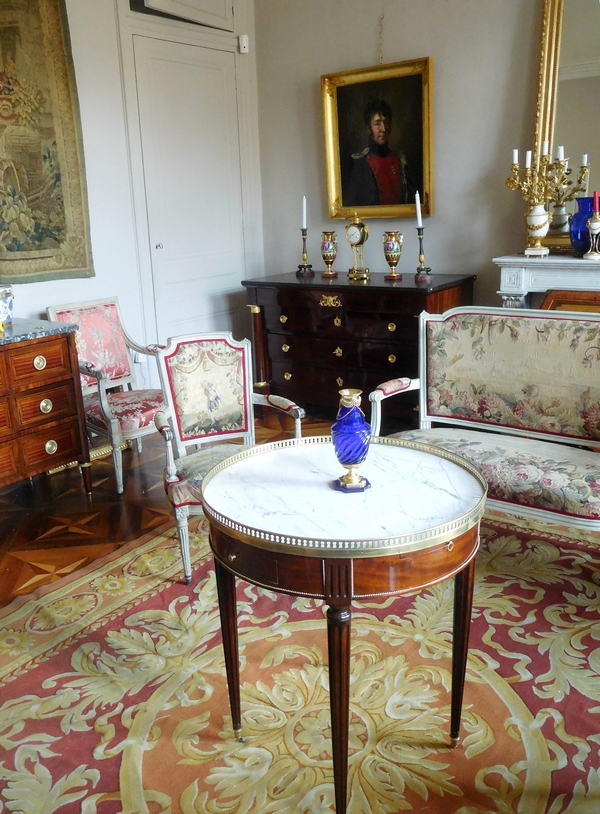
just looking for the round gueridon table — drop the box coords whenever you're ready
[201,436,487,814]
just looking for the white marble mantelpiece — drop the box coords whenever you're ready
[201,436,486,558]
[493,254,600,307]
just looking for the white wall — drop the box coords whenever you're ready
[20,0,145,344]
[254,0,543,305]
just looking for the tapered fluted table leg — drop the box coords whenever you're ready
[327,602,351,814]
[214,556,243,740]
[450,555,476,747]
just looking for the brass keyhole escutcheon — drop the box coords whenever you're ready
[39,398,53,414]
[388,355,396,364]
[45,439,58,455]
[334,347,343,357]
[280,315,288,324]
[336,377,343,387]
[334,316,342,327]
[284,372,292,380]
[33,355,47,370]
[282,344,290,353]
[388,323,396,332]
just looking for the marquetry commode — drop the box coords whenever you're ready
[242,272,475,423]
[0,318,91,493]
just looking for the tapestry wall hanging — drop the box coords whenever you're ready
[0,0,93,284]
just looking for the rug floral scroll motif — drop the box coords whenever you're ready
[0,0,93,283]
[1,512,600,812]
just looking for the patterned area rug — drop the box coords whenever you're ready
[1,511,600,813]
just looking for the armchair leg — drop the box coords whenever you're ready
[175,506,193,585]
[135,436,143,453]
[112,444,124,495]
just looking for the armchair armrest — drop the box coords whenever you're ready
[369,377,420,437]
[154,411,177,481]
[79,360,122,435]
[253,393,306,439]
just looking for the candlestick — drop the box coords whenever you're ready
[556,145,565,162]
[525,151,532,169]
[582,154,588,167]
[302,196,306,230]
[415,190,422,228]
[542,141,549,156]
[415,226,431,280]
[512,149,519,165]
[296,227,314,278]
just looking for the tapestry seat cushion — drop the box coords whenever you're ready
[165,443,242,507]
[392,428,600,520]
[83,390,166,433]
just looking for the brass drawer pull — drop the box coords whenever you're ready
[320,294,342,308]
[280,315,288,324]
[388,323,396,332]
[282,344,290,353]
[284,372,292,380]
[447,541,454,552]
[334,316,342,327]
[336,377,343,387]
[334,347,343,357]
[227,553,237,562]
[39,398,53,414]
[45,439,58,455]
[388,354,396,364]
[33,355,47,370]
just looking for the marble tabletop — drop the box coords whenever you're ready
[201,436,487,558]
[0,317,76,347]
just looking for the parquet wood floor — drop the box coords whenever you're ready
[0,413,333,608]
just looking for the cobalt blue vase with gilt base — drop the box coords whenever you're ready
[331,388,371,492]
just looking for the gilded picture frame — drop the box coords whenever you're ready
[321,58,434,220]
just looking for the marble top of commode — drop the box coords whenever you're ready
[201,436,487,558]
[0,317,76,347]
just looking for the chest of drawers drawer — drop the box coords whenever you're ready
[6,337,71,385]
[15,381,77,429]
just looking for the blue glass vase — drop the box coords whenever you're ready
[570,197,594,257]
[331,388,371,492]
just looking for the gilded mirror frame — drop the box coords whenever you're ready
[535,0,568,251]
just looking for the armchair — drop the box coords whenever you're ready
[46,298,169,495]
[154,332,305,584]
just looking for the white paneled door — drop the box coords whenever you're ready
[133,35,245,341]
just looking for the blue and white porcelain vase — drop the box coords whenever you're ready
[331,388,371,492]
[570,197,594,257]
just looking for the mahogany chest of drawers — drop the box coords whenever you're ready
[0,319,91,492]
[242,272,476,425]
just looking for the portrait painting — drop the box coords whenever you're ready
[322,58,433,220]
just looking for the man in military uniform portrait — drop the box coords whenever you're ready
[344,99,415,207]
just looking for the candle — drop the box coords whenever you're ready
[415,190,422,228]
[542,140,549,156]
[557,145,565,161]
[594,191,599,215]
[512,149,519,165]
[525,150,532,169]
[302,196,306,229]
[583,154,589,167]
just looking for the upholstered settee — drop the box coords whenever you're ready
[369,306,600,529]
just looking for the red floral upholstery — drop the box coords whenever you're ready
[50,302,133,391]
[83,390,166,433]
